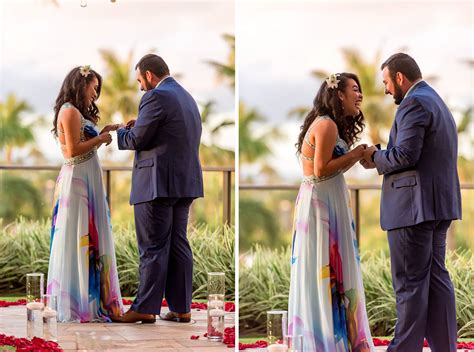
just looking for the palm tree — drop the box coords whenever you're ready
[0,94,35,163]
[239,102,281,166]
[289,48,398,145]
[206,34,235,90]
[0,175,44,223]
[200,33,236,166]
[97,49,140,125]
[199,101,234,165]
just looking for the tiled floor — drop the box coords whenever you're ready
[0,304,234,351]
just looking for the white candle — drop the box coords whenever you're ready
[26,302,45,310]
[209,308,225,317]
[43,307,57,318]
[208,300,224,309]
[267,344,288,352]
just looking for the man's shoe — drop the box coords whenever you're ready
[110,309,156,324]
[159,311,191,323]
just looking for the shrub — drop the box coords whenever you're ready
[0,218,235,300]
[239,245,474,338]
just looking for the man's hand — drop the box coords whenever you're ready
[100,124,121,134]
[363,145,378,162]
[360,158,376,169]
[126,119,136,129]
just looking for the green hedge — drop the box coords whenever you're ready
[239,245,474,338]
[0,218,234,301]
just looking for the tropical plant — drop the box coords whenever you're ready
[199,34,236,166]
[97,49,140,125]
[239,245,474,338]
[0,94,35,163]
[206,33,235,90]
[239,102,281,167]
[0,218,235,300]
[289,48,396,145]
[0,175,45,223]
[199,100,234,165]
[239,198,282,251]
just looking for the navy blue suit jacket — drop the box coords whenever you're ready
[117,77,204,205]
[374,81,462,230]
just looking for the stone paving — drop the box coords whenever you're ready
[0,304,235,351]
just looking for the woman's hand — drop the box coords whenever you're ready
[100,124,121,134]
[350,144,368,161]
[98,132,112,146]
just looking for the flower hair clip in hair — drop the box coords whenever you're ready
[79,65,91,78]
[326,73,341,89]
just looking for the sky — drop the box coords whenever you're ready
[0,0,235,163]
[239,0,474,181]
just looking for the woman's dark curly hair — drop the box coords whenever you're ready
[52,66,102,136]
[296,72,365,154]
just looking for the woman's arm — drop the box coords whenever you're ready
[312,119,366,177]
[60,108,111,157]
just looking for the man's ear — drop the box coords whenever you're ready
[396,72,404,85]
[145,70,153,82]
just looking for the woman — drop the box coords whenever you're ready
[288,73,375,351]
[47,66,124,322]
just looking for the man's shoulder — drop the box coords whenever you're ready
[401,84,438,109]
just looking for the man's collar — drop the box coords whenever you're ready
[155,75,171,88]
[404,79,423,98]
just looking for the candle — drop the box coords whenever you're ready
[208,300,224,309]
[26,302,45,310]
[43,307,57,318]
[267,344,288,352]
[209,308,225,317]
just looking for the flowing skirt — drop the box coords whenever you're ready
[288,173,375,351]
[47,153,123,322]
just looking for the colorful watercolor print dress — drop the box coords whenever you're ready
[288,116,375,351]
[47,103,123,322]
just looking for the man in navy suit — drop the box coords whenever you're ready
[112,54,204,324]
[362,53,461,352]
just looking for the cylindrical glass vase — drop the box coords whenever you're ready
[26,273,44,338]
[266,310,288,351]
[207,272,225,342]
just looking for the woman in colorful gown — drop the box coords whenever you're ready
[47,66,124,322]
[288,72,375,351]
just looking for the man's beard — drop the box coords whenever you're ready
[143,77,154,91]
[393,82,404,105]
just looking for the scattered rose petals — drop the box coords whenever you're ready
[0,333,62,351]
[0,299,27,308]
[225,302,235,312]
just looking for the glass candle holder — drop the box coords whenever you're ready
[26,273,44,338]
[207,272,225,341]
[267,310,288,350]
[26,273,44,303]
[42,294,58,341]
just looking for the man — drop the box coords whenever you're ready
[362,53,461,352]
[113,54,204,324]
